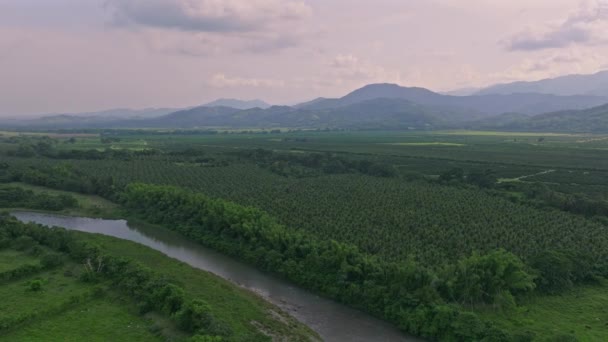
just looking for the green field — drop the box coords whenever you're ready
[76,230,318,341]
[4,299,164,342]
[382,142,466,146]
[0,218,317,341]
[0,251,161,341]
[483,283,608,341]
[0,249,39,272]
[3,129,608,340]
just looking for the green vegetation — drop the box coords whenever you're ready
[0,215,317,341]
[475,104,608,133]
[4,299,163,342]
[2,182,119,217]
[120,183,539,340]
[77,230,317,341]
[482,282,608,341]
[0,184,77,211]
[383,142,466,146]
[0,225,161,341]
[0,249,39,273]
[3,129,608,340]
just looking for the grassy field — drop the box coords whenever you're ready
[75,229,318,341]
[0,249,39,273]
[382,142,466,146]
[481,282,608,341]
[0,225,317,342]
[0,251,161,341]
[4,299,164,342]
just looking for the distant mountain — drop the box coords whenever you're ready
[299,83,608,116]
[134,98,480,130]
[202,98,270,109]
[139,106,243,127]
[477,70,608,97]
[1,108,180,129]
[314,98,449,129]
[37,108,179,120]
[1,107,179,129]
[472,104,608,133]
[6,82,608,131]
[467,112,532,130]
[441,87,480,96]
[292,97,328,109]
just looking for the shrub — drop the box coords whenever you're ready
[41,252,65,269]
[27,279,43,292]
[12,235,38,251]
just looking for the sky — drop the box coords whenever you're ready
[1,0,608,116]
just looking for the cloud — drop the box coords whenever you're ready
[329,54,402,84]
[206,54,403,93]
[104,0,313,55]
[208,73,285,88]
[105,0,311,32]
[0,30,28,60]
[489,49,607,83]
[504,0,608,51]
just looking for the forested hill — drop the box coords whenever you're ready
[476,70,608,97]
[472,103,608,132]
[112,98,485,130]
[201,98,271,109]
[298,83,608,115]
[5,83,608,131]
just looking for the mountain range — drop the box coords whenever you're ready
[470,104,608,133]
[297,83,607,115]
[201,98,271,109]
[475,70,608,97]
[3,71,608,132]
[0,99,271,128]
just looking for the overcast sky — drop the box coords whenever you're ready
[1,0,608,116]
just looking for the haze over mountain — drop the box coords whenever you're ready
[4,81,608,132]
[298,83,608,115]
[113,83,606,130]
[441,88,480,96]
[46,108,179,119]
[202,99,271,110]
[476,70,608,97]
[120,98,467,130]
[0,108,179,121]
[473,104,608,133]
[0,107,181,128]
[4,99,270,127]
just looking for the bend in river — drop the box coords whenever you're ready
[12,211,419,342]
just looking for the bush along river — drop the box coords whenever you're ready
[12,211,420,342]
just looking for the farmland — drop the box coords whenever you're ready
[2,129,608,340]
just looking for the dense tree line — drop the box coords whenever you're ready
[438,168,498,188]
[119,183,545,341]
[0,214,230,340]
[500,182,608,219]
[234,148,397,178]
[6,159,607,278]
[5,165,118,200]
[438,167,608,222]
[6,137,158,160]
[0,186,77,211]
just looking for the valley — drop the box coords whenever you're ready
[2,129,608,341]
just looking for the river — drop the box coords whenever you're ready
[12,211,420,342]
